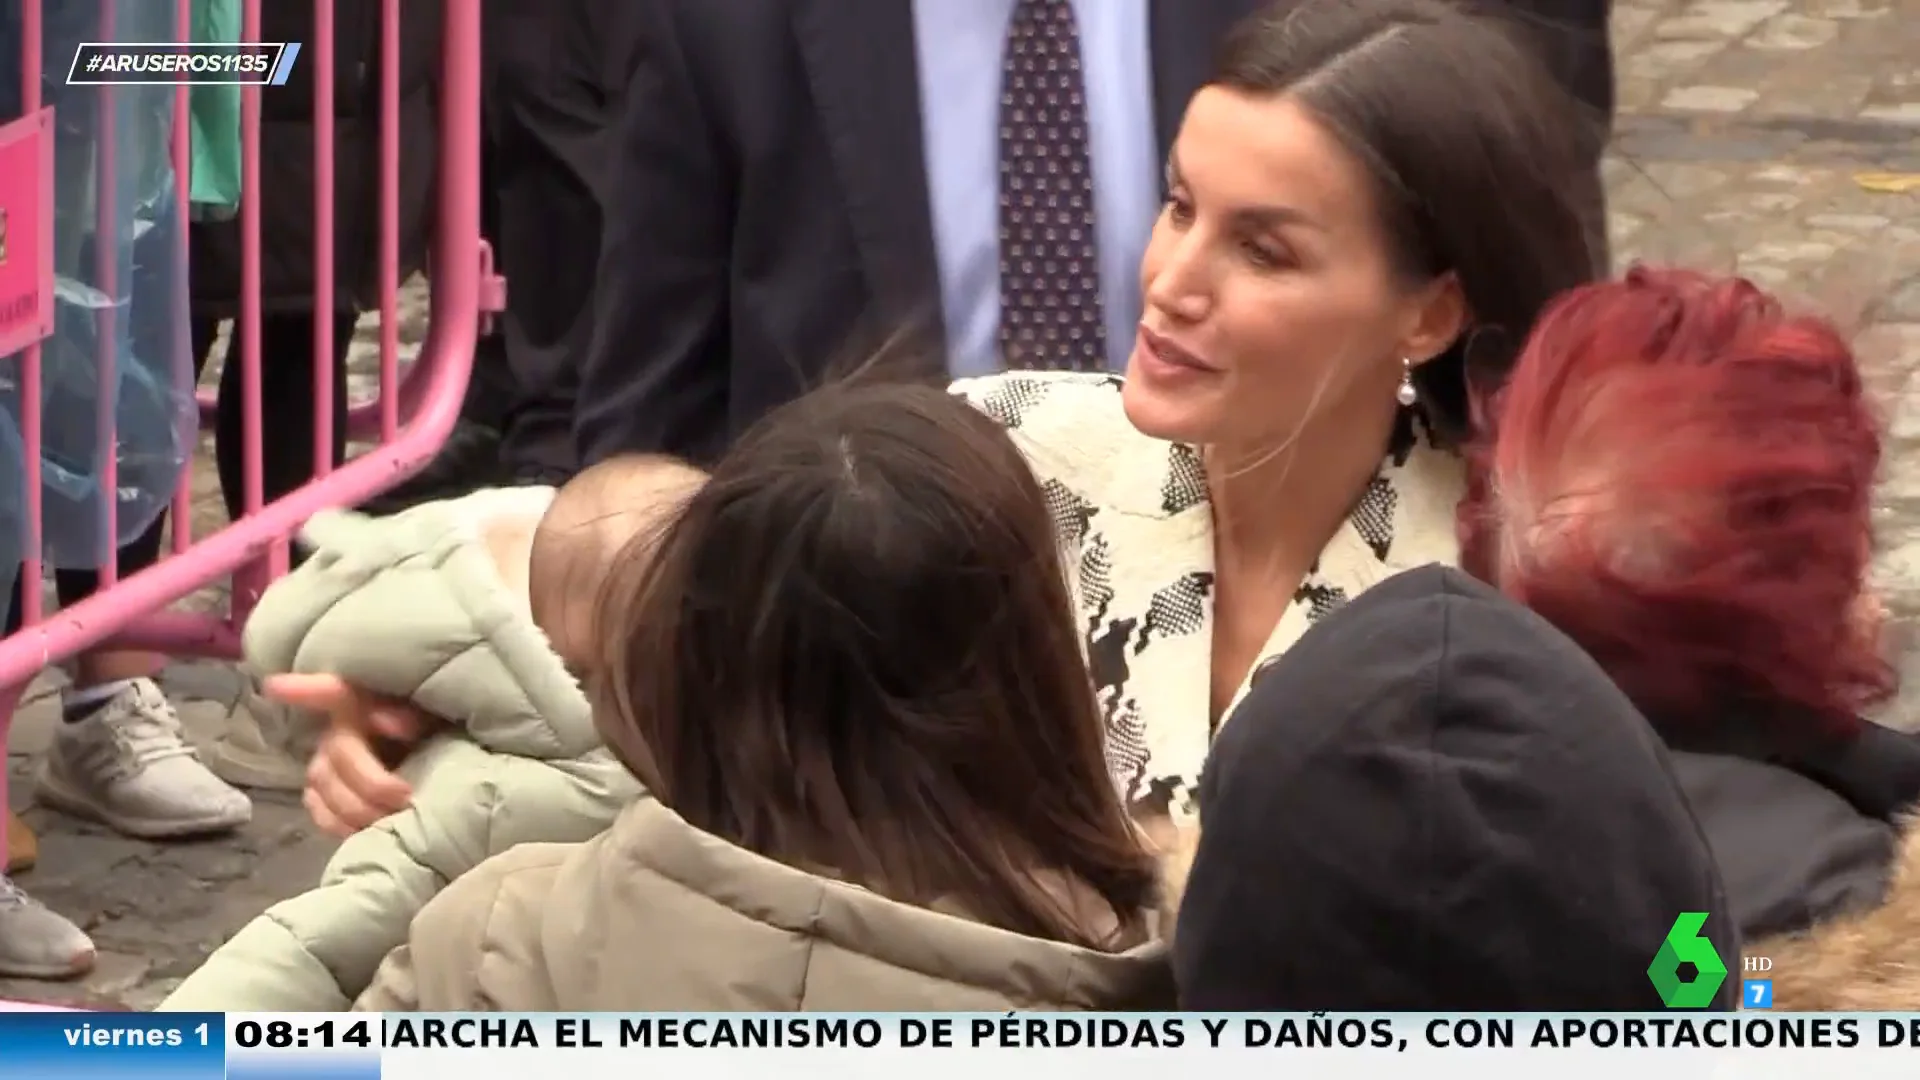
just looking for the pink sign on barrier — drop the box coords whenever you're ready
[0,107,55,359]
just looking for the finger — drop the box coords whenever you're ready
[326,728,413,812]
[308,734,403,826]
[306,747,375,830]
[308,753,389,833]
[264,673,360,715]
[305,741,332,790]
[302,784,351,839]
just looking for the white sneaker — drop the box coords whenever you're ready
[34,678,254,839]
[0,875,94,979]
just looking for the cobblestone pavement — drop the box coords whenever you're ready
[7,0,1920,1006]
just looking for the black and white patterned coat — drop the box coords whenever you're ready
[951,371,1466,823]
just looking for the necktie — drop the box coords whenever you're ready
[997,0,1107,372]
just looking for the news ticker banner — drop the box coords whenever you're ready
[4,1013,1920,1080]
[65,42,301,85]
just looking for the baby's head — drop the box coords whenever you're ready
[527,454,706,675]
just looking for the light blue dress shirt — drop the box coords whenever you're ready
[911,0,1158,377]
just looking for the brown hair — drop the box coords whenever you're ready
[1210,0,1605,439]
[592,381,1157,947]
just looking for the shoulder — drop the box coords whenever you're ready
[406,841,574,965]
[357,841,577,1010]
[1755,812,1920,1009]
[950,370,1126,430]
[1674,749,1892,936]
[648,0,799,76]
[295,486,554,563]
[447,841,576,909]
[950,373,1198,519]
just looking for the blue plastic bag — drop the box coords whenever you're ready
[0,0,199,624]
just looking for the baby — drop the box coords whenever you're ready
[523,455,705,673]
[157,455,704,1011]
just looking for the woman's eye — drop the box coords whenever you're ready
[1165,195,1195,226]
[1240,239,1289,269]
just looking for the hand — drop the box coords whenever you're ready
[265,673,437,837]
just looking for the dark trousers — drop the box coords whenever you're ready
[476,0,643,480]
[457,133,518,437]
[189,312,353,527]
[6,312,351,635]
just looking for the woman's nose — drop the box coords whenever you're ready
[1146,245,1212,324]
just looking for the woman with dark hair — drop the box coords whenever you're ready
[946,0,1601,844]
[295,0,1607,859]
[1460,266,1920,1008]
[353,381,1171,1010]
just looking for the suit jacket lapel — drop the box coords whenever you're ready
[794,0,945,347]
[1148,0,1262,165]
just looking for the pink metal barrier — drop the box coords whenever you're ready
[0,0,497,834]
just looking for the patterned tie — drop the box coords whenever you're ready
[997,0,1107,372]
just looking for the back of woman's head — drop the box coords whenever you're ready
[594,380,1157,946]
[1211,0,1604,437]
[1461,266,1893,732]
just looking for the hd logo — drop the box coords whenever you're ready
[1743,955,1775,1008]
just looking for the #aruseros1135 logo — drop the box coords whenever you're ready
[66,42,300,85]
[1648,911,1727,1008]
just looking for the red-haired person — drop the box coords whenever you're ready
[1461,266,1920,1009]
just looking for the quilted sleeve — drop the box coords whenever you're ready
[241,509,406,680]
[156,737,633,1010]
[242,491,597,760]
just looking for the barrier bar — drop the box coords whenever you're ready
[169,0,194,556]
[312,0,336,481]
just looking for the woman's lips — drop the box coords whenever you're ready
[1138,325,1218,373]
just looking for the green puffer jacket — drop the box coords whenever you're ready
[158,487,641,1011]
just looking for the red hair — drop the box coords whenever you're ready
[1459,266,1892,732]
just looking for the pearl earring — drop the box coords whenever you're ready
[1396,357,1418,407]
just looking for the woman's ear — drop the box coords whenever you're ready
[1401,272,1469,367]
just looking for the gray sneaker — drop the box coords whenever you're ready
[0,875,94,979]
[34,678,253,839]
[203,680,321,792]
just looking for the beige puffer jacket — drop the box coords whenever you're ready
[357,798,1174,1011]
